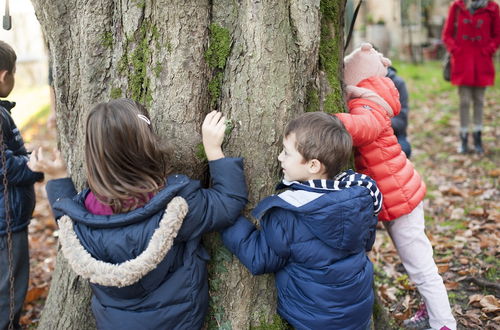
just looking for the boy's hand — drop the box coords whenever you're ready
[202,111,226,161]
[28,148,68,178]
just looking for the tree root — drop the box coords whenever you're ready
[465,276,500,295]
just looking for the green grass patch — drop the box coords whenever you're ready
[435,112,453,127]
[439,220,467,232]
[476,158,497,172]
[392,60,455,101]
[19,103,50,130]
[424,215,436,226]
[485,266,498,282]
[482,255,500,282]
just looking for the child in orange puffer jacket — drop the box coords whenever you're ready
[335,43,456,330]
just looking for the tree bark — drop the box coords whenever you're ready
[31,0,351,328]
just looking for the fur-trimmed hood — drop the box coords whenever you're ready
[59,196,188,287]
[51,174,192,288]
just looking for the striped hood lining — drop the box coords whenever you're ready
[279,170,383,215]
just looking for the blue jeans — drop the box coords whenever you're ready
[0,229,29,330]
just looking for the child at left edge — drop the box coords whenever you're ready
[221,112,382,329]
[0,40,45,330]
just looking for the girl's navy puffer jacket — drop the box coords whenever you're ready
[46,157,247,330]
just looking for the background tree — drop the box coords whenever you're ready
[30,0,351,328]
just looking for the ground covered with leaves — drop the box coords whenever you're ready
[16,61,499,329]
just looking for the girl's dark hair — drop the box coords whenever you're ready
[284,112,352,178]
[85,98,173,213]
[0,40,16,73]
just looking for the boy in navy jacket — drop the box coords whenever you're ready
[0,40,44,329]
[222,112,381,330]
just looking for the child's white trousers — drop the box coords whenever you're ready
[384,202,457,330]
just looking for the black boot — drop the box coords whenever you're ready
[473,131,484,154]
[458,132,469,154]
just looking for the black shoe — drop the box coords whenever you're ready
[473,131,484,154]
[458,132,468,154]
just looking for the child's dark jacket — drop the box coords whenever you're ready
[0,101,44,235]
[222,170,381,330]
[387,67,409,138]
[46,158,247,330]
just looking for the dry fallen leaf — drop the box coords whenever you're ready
[435,256,453,263]
[24,286,47,304]
[479,295,500,313]
[379,284,398,302]
[444,281,459,290]
[437,263,450,273]
[469,294,484,305]
[468,208,485,217]
[488,169,500,177]
[459,257,469,265]
[440,186,466,197]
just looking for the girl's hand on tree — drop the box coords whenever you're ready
[202,110,226,161]
[28,147,68,178]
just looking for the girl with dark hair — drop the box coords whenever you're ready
[28,99,247,329]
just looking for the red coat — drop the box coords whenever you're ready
[442,0,500,86]
[336,77,426,221]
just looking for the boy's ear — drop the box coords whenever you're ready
[308,159,324,175]
[0,70,7,83]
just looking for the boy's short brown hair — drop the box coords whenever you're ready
[0,40,16,73]
[284,112,352,178]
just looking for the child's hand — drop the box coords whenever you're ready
[202,111,226,161]
[346,85,374,100]
[346,85,393,116]
[28,148,68,178]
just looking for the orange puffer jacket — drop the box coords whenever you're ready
[336,76,426,221]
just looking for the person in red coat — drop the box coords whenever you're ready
[337,43,456,330]
[442,0,500,154]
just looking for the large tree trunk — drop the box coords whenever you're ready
[31,0,355,328]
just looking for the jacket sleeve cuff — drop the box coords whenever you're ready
[208,157,244,174]
[46,178,78,219]
[208,157,247,197]
[221,216,255,252]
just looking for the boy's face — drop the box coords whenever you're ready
[278,133,327,182]
[0,66,15,98]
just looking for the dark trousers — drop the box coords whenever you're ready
[0,229,29,330]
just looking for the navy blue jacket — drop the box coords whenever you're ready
[387,66,412,158]
[46,157,247,330]
[387,67,409,137]
[222,170,381,330]
[0,101,44,235]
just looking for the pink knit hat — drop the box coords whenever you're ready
[344,43,392,86]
